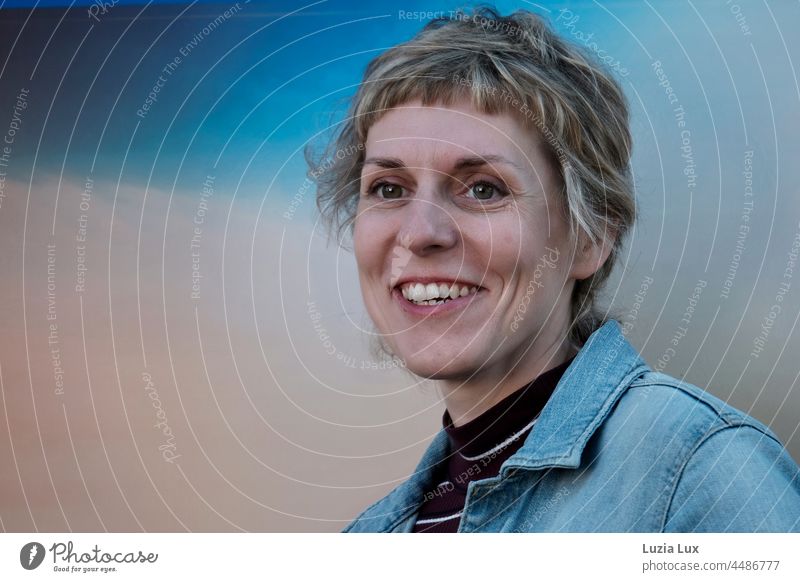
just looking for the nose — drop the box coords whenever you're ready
[396,195,459,257]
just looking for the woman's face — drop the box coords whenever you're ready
[354,98,595,381]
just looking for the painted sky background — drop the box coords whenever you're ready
[0,0,799,532]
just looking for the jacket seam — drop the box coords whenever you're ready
[659,422,784,532]
[630,376,784,452]
[628,378,767,429]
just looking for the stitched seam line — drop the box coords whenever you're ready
[659,423,784,532]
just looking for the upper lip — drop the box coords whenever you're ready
[391,276,485,290]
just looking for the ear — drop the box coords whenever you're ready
[570,228,616,281]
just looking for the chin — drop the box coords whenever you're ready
[395,342,479,380]
[405,361,466,380]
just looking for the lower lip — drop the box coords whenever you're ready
[392,287,484,317]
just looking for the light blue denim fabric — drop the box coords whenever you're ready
[343,320,800,532]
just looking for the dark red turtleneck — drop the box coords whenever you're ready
[412,357,574,533]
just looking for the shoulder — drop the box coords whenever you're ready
[605,370,800,531]
[591,369,780,466]
[618,370,778,438]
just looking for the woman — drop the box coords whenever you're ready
[309,7,800,532]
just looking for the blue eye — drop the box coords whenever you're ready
[370,182,404,199]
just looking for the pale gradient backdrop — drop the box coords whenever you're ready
[0,0,798,531]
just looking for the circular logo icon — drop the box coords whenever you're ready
[20,542,46,570]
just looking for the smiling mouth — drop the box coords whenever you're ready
[391,286,484,318]
[394,281,484,307]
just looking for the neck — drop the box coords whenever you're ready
[439,319,577,428]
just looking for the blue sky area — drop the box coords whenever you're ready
[0,0,633,202]
[0,0,796,218]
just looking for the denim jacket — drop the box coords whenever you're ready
[343,320,800,532]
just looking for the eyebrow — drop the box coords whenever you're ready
[362,154,523,172]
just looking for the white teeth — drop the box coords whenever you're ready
[397,281,482,305]
[425,283,439,300]
[413,283,426,301]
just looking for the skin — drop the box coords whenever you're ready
[353,98,612,426]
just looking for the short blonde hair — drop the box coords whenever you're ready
[308,6,635,348]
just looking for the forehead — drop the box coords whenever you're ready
[363,99,541,164]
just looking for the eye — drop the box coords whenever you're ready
[369,181,404,199]
[466,181,507,201]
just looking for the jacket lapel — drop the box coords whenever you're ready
[502,320,650,473]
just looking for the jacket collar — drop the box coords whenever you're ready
[345,319,649,531]
[502,319,650,472]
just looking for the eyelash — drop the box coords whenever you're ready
[366,179,510,200]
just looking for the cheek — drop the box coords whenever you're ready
[353,212,392,279]
[353,214,375,268]
[490,225,537,272]
[504,236,563,296]
[466,215,517,261]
